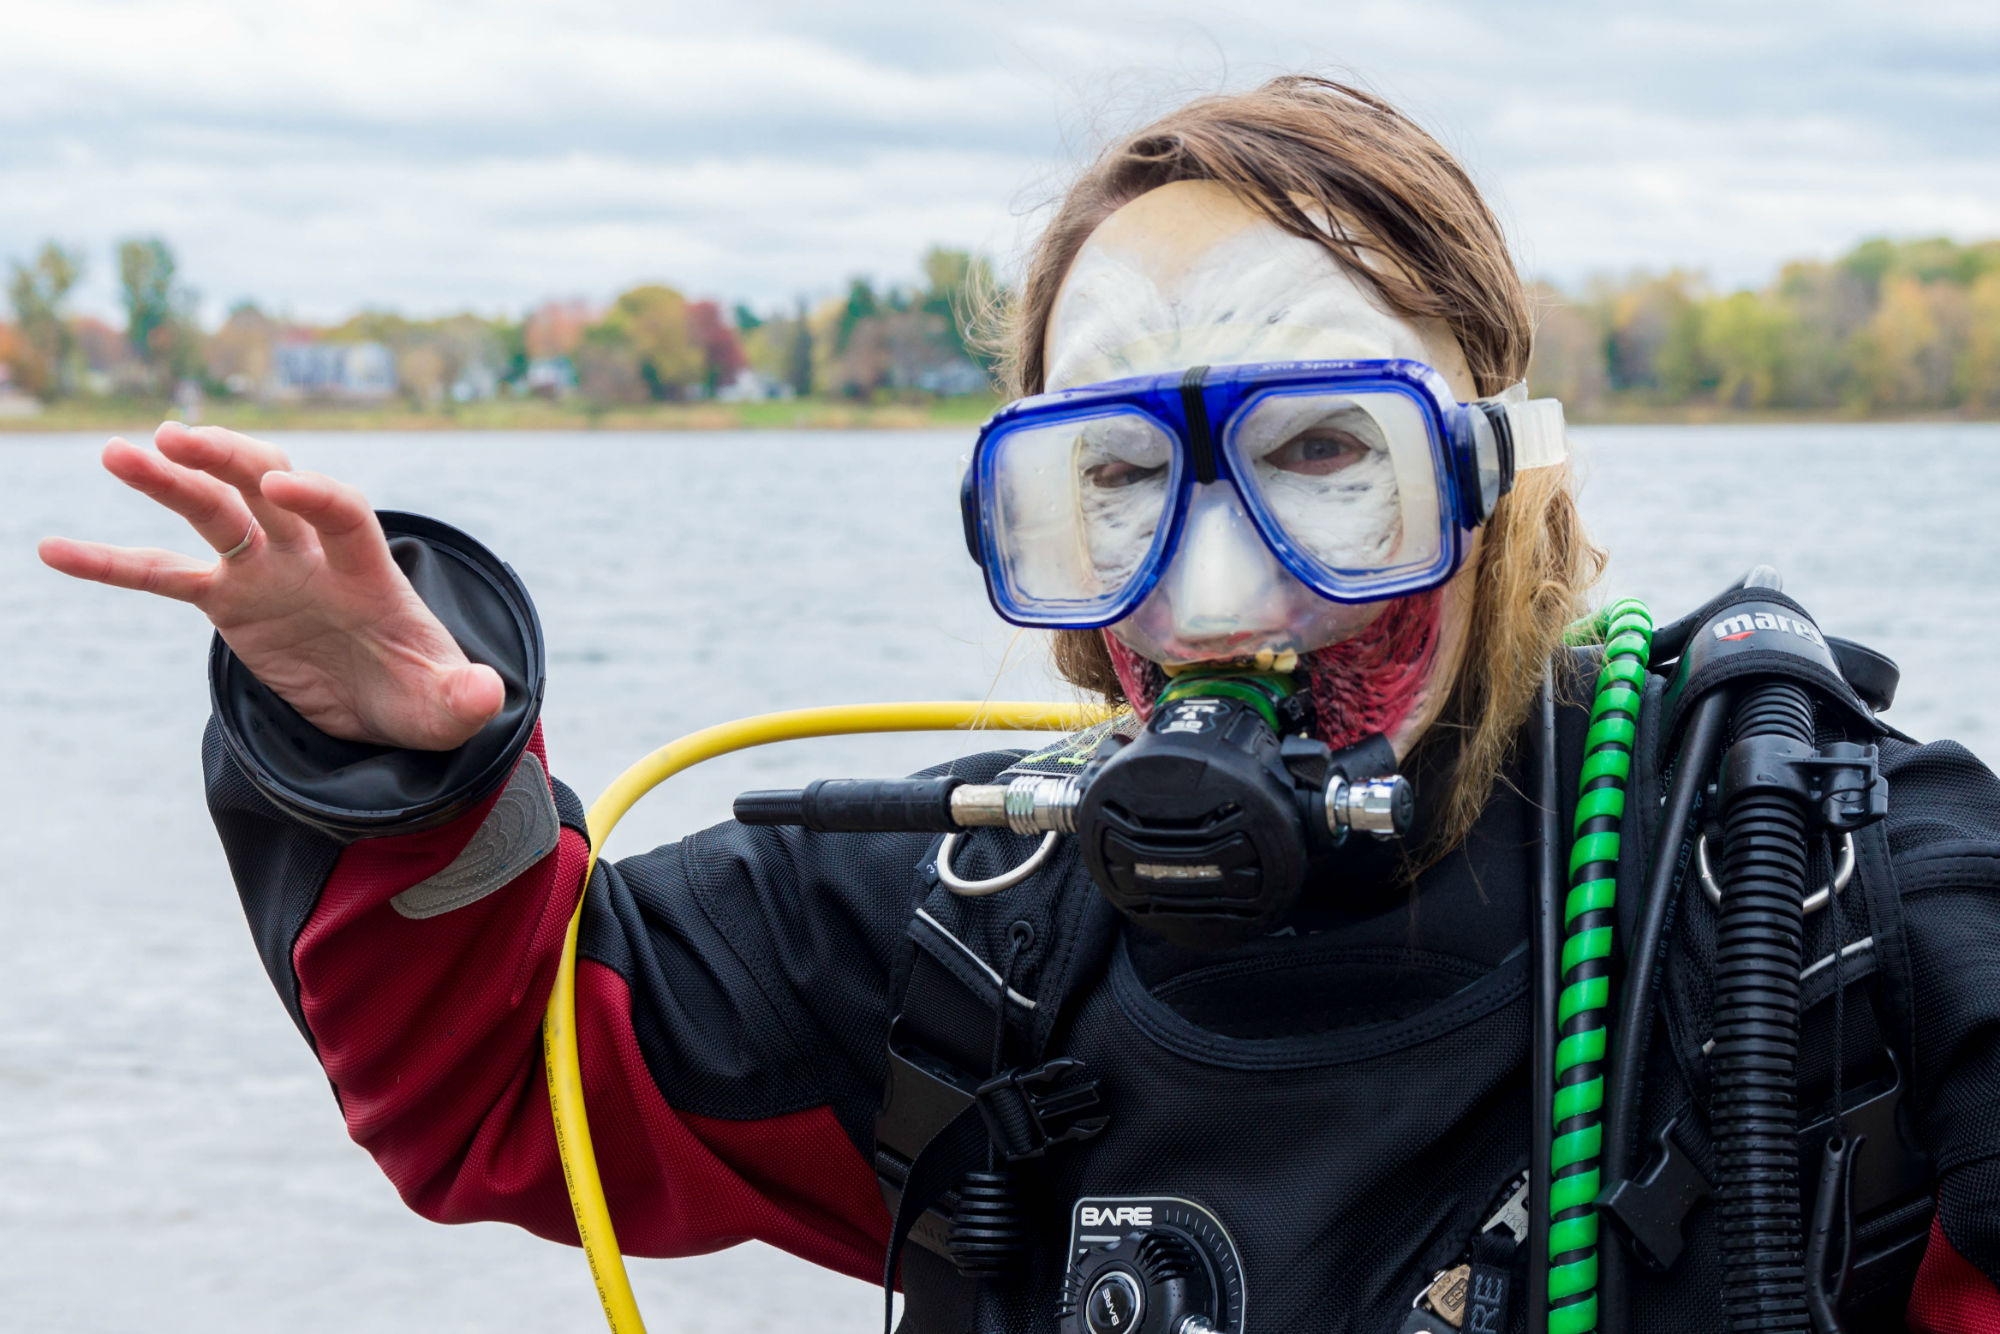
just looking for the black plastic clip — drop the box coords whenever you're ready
[1719,737,1889,832]
[973,1058,1108,1161]
[1597,1115,1714,1272]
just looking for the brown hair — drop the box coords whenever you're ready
[1008,76,1604,859]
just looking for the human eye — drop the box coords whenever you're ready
[1077,415,1171,490]
[1084,459,1168,489]
[1266,428,1371,476]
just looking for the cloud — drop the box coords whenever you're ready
[2,0,1994,322]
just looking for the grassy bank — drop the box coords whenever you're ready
[0,394,1005,434]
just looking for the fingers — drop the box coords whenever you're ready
[153,422,310,545]
[100,437,257,556]
[396,663,505,750]
[260,469,394,579]
[439,663,506,734]
[38,536,210,603]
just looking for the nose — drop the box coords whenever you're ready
[1158,482,1296,649]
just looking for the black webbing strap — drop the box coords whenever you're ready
[875,912,1025,1276]
[881,1102,988,1334]
[874,892,1110,1332]
[1179,365,1217,484]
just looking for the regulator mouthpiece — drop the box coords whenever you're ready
[732,669,1414,948]
[1073,671,1409,947]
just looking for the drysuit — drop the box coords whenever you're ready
[203,515,2000,1333]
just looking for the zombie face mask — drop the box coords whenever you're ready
[972,181,1566,753]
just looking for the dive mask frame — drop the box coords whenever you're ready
[959,358,1565,631]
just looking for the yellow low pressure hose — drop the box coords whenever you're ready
[542,701,1116,1334]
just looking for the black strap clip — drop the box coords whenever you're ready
[973,1057,1107,1161]
[1597,1114,1714,1272]
[1720,737,1889,832]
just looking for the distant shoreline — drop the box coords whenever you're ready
[0,395,1005,434]
[2,395,1995,433]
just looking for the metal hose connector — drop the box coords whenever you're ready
[1004,774,1082,835]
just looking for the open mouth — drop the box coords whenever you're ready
[1106,587,1442,751]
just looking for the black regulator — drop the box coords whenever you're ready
[734,670,1413,946]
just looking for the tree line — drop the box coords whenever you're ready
[1528,237,2000,415]
[0,240,1000,407]
[4,233,1996,415]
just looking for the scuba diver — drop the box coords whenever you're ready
[37,77,2000,1334]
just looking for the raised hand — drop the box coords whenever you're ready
[38,422,504,750]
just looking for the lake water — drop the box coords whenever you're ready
[2,423,1996,1332]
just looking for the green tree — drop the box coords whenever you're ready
[6,242,84,399]
[1699,290,1796,410]
[1956,272,2000,411]
[837,277,880,356]
[596,285,703,398]
[1851,278,1954,410]
[1602,271,1704,397]
[117,236,202,382]
[789,298,814,396]
[920,246,1000,376]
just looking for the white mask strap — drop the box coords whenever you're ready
[1483,381,1568,471]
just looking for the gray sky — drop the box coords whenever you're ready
[5,0,1997,324]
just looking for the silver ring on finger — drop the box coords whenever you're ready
[218,520,259,560]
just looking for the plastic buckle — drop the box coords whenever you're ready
[1597,1115,1713,1272]
[1811,741,1891,831]
[972,1058,1108,1161]
[1798,1052,1930,1226]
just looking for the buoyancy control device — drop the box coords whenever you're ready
[717,572,1938,1334]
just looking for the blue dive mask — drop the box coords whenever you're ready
[960,358,1566,633]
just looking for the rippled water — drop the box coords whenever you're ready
[2,424,1995,1332]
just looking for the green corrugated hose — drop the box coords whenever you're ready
[1548,600,1654,1334]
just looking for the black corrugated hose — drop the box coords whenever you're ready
[1711,680,1817,1331]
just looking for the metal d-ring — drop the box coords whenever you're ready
[935,830,1060,897]
[1699,829,1856,914]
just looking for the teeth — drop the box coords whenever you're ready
[1162,651,1301,677]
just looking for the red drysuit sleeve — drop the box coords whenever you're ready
[1909,1210,2000,1332]
[281,726,891,1280]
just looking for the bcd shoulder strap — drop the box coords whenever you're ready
[874,820,1119,1324]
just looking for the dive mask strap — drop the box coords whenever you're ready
[1484,381,1568,472]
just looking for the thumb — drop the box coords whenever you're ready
[440,662,506,733]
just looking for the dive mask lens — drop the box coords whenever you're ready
[980,408,1180,625]
[968,361,1560,630]
[1220,387,1453,603]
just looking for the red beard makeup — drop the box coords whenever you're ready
[1104,588,1444,753]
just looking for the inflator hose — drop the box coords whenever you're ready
[548,701,1114,1334]
[1711,681,1817,1332]
[1547,601,1654,1334]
